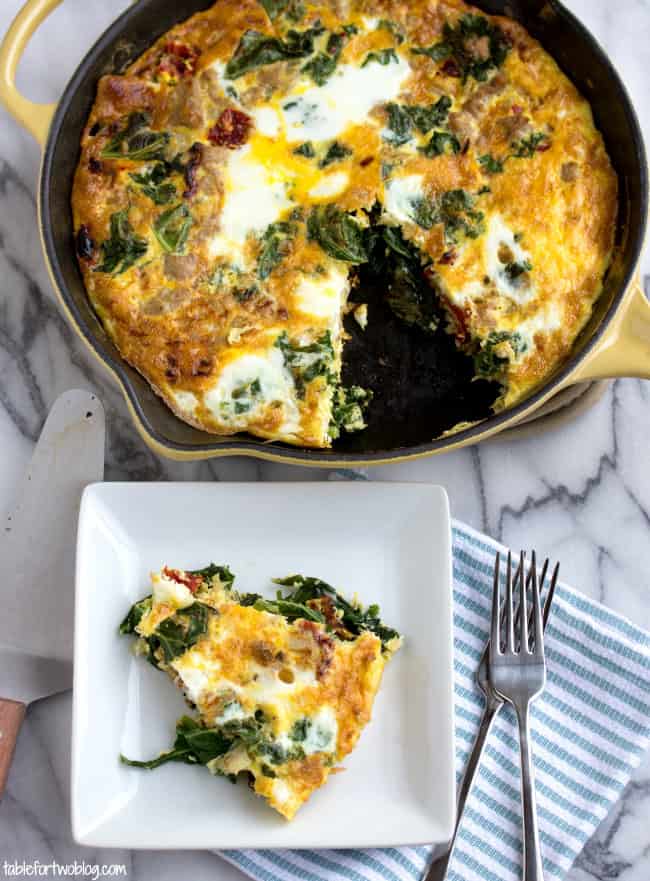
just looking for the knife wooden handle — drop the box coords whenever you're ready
[0,698,26,797]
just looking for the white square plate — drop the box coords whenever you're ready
[72,482,455,849]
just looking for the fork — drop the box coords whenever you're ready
[424,554,558,881]
[490,551,548,881]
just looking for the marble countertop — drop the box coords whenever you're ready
[1,0,649,879]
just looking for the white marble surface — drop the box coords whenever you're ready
[1,0,649,878]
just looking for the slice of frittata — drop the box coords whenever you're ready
[119,564,401,819]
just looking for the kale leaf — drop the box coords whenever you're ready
[239,594,326,624]
[318,141,352,168]
[101,112,170,161]
[129,163,177,204]
[120,715,233,769]
[478,153,505,174]
[384,96,452,145]
[94,209,148,274]
[301,30,351,85]
[383,187,484,243]
[258,0,305,22]
[370,225,440,332]
[257,220,296,279]
[307,205,367,263]
[412,14,510,82]
[153,204,193,253]
[187,563,236,589]
[473,330,527,378]
[225,26,323,79]
[510,131,550,158]
[293,141,316,157]
[272,575,401,650]
[329,386,372,440]
[362,48,399,67]
[274,330,335,396]
[418,130,460,157]
[118,596,152,635]
[377,19,405,44]
[149,602,209,663]
[504,259,532,282]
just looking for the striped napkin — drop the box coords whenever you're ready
[221,520,650,881]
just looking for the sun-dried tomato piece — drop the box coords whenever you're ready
[445,301,471,344]
[158,41,200,80]
[162,566,203,594]
[208,109,253,149]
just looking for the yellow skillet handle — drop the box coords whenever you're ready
[569,279,650,383]
[0,0,63,146]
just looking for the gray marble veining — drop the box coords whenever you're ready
[1,1,649,879]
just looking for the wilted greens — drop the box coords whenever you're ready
[94,209,148,275]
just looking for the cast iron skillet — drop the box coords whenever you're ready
[2,0,649,464]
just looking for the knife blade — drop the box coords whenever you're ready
[0,389,105,796]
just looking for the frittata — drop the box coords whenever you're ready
[72,0,617,446]
[119,564,401,819]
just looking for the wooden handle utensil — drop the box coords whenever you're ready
[0,698,26,797]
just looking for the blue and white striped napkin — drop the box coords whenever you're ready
[221,520,650,881]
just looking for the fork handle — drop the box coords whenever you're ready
[424,700,502,881]
[516,705,545,881]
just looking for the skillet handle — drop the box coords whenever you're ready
[568,279,650,383]
[0,0,62,146]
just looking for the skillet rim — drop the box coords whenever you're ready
[39,0,648,465]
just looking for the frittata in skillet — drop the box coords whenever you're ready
[72,0,617,447]
[119,564,400,819]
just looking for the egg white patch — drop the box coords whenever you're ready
[151,571,194,610]
[516,302,563,353]
[209,144,292,265]
[280,57,410,143]
[484,214,535,305]
[253,105,281,137]
[214,699,248,725]
[248,662,318,705]
[171,390,199,418]
[308,171,349,200]
[172,660,214,705]
[272,779,292,806]
[302,706,338,755]
[383,174,426,225]
[293,265,349,319]
[204,348,301,435]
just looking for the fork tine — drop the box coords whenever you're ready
[518,551,528,653]
[531,551,544,655]
[505,550,515,652]
[537,557,549,596]
[490,551,501,662]
[542,561,560,627]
